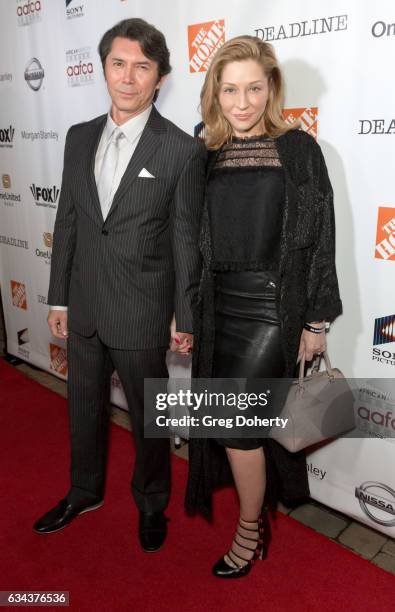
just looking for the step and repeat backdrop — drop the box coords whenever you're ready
[0,0,394,536]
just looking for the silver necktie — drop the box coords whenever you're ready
[97,127,124,220]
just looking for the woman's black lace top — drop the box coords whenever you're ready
[207,134,285,271]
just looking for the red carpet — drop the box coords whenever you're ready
[0,358,394,611]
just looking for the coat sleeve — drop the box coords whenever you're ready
[304,141,342,323]
[170,140,207,333]
[47,126,77,306]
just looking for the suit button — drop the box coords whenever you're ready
[102,229,108,236]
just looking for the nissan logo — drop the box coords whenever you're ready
[355,481,395,527]
[24,57,44,91]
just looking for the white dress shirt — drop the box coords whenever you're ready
[50,105,152,311]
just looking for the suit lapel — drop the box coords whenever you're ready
[85,114,107,223]
[105,105,167,221]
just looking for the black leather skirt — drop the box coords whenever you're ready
[213,270,286,450]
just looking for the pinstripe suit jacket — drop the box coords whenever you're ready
[48,106,206,349]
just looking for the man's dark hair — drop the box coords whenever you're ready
[98,18,171,102]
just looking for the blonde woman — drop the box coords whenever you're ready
[185,36,342,578]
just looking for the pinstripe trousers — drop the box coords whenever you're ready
[66,330,170,513]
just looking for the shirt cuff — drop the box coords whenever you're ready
[49,305,68,311]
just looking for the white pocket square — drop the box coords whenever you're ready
[138,168,155,178]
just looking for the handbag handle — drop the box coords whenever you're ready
[298,350,334,385]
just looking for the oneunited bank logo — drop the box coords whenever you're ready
[283,107,318,139]
[188,19,225,73]
[375,207,395,261]
[49,343,68,376]
[10,281,28,310]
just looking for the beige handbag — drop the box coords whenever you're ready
[269,351,355,452]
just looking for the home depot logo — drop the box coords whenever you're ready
[49,343,68,376]
[188,19,225,73]
[375,207,395,261]
[10,280,27,309]
[283,107,318,139]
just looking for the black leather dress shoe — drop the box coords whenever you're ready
[138,511,168,552]
[33,497,104,534]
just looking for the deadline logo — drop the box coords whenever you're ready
[49,343,68,376]
[374,207,395,261]
[10,280,27,310]
[355,481,395,527]
[30,184,59,209]
[66,47,94,87]
[16,0,42,26]
[283,107,318,139]
[188,19,225,73]
[24,57,44,91]
[65,0,85,20]
[0,125,15,149]
[372,314,395,367]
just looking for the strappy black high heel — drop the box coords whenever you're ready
[212,506,271,579]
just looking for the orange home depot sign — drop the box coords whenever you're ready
[188,19,225,73]
[10,280,27,309]
[49,343,68,376]
[375,207,395,261]
[283,107,318,139]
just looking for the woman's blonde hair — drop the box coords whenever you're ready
[201,35,296,149]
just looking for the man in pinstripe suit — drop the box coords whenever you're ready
[33,19,206,552]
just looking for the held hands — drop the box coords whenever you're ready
[297,321,326,363]
[169,315,193,356]
[47,310,68,339]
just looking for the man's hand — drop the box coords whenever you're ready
[47,310,68,339]
[297,322,326,362]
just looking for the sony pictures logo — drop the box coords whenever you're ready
[355,482,395,527]
[66,0,84,20]
[66,47,94,87]
[372,314,395,367]
[16,0,42,26]
[24,57,44,91]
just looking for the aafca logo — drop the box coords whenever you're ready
[374,207,395,261]
[66,47,94,87]
[10,280,28,310]
[357,386,395,438]
[35,232,52,264]
[188,19,225,73]
[372,314,395,367]
[18,328,30,359]
[283,107,318,139]
[30,184,59,209]
[16,0,42,26]
[0,125,15,148]
[66,0,84,20]
[49,343,68,376]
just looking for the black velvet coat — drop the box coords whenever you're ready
[185,128,343,520]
